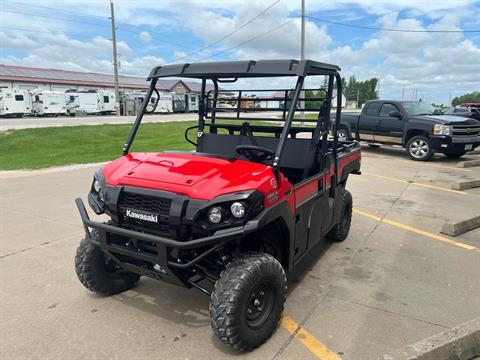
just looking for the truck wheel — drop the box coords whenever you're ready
[337,128,350,141]
[75,232,140,296]
[443,150,466,159]
[326,189,352,242]
[210,253,287,351]
[406,135,434,161]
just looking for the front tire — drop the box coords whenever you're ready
[326,189,352,242]
[75,231,140,296]
[406,135,434,161]
[210,253,287,351]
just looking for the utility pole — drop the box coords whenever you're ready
[402,85,405,100]
[356,89,359,108]
[110,0,120,116]
[377,77,380,99]
[300,0,305,124]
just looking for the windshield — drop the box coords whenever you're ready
[402,102,436,116]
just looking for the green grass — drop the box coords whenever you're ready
[0,122,197,170]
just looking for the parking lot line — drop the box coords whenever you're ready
[353,209,478,251]
[362,154,472,172]
[362,172,468,195]
[281,315,342,360]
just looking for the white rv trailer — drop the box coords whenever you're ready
[65,90,99,115]
[186,93,199,112]
[97,90,115,114]
[149,93,173,113]
[0,88,30,117]
[30,90,67,116]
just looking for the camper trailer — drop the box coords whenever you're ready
[0,88,29,117]
[65,90,99,115]
[30,90,67,116]
[186,93,199,112]
[97,90,115,114]
[148,93,173,113]
[172,93,187,113]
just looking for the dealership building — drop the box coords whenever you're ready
[0,64,207,94]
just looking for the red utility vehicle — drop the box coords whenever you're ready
[75,59,361,351]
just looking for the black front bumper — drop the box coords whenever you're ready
[430,135,480,151]
[76,198,247,287]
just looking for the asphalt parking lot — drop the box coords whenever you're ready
[1,145,479,360]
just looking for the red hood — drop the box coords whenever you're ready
[102,152,276,200]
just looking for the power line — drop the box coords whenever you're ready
[196,18,297,62]
[0,9,110,27]
[0,4,185,49]
[1,0,108,20]
[174,0,281,62]
[306,15,480,33]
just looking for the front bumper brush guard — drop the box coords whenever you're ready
[75,198,245,269]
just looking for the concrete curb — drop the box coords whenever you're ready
[441,215,480,236]
[383,318,480,360]
[450,179,480,191]
[458,160,480,168]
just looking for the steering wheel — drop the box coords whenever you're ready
[235,145,275,163]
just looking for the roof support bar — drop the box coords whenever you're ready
[272,75,304,170]
[122,78,158,155]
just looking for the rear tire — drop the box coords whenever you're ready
[75,231,140,296]
[210,253,287,351]
[443,150,466,158]
[406,135,434,161]
[326,189,352,242]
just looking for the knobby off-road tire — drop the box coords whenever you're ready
[210,253,287,352]
[75,230,140,295]
[326,189,352,242]
[406,135,434,161]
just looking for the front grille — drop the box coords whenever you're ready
[451,125,480,136]
[120,192,171,215]
[118,192,172,235]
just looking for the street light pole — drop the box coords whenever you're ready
[110,0,120,116]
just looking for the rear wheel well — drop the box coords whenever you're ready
[240,219,289,269]
[405,129,430,145]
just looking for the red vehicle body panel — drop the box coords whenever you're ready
[102,152,291,208]
[102,149,360,216]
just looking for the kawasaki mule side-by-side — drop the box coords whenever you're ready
[74,59,361,351]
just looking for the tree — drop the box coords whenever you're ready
[451,91,480,106]
[343,76,379,107]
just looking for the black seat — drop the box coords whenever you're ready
[198,132,320,184]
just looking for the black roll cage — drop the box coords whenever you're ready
[122,59,343,183]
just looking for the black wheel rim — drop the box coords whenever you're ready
[245,281,276,330]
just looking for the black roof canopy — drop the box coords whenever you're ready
[148,59,340,80]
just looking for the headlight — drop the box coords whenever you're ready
[88,171,106,215]
[93,179,101,193]
[207,206,223,224]
[230,202,246,218]
[433,124,451,136]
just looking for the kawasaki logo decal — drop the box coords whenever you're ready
[125,209,158,223]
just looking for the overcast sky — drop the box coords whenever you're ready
[1,0,479,104]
